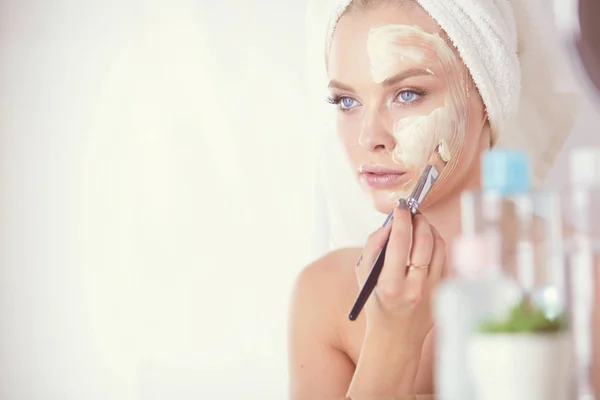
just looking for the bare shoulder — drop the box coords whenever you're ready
[287,247,363,398]
[290,247,362,319]
[295,247,361,285]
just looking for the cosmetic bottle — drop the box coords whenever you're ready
[436,150,570,400]
[458,150,570,400]
[462,150,566,305]
[460,150,532,278]
[566,147,600,400]
[434,150,527,400]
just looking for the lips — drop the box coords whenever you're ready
[363,173,405,188]
[359,165,408,189]
[359,165,405,175]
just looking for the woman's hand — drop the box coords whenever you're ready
[357,199,446,347]
[347,199,446,397]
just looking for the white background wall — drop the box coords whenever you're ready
[0,1,314,398]
[0,1,598,399]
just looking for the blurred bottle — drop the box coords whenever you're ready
[464,150,569,400]
[461,150,530,279]
[436,150,571,400]
[434,231,521,400]
[434,150,526,400]
[462,150,566,314]
[566,147,600,400]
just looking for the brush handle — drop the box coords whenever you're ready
[348,165,439,321]
[348,207,406,321]
[349,239,389,321]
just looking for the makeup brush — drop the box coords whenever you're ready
[348,146,449,321]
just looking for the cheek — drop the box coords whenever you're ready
[391,110,441,169]
[465,95,487,144]
[451,95,487,166]
[391,102,461,170]
[441,96,488,185]
[388,73,473,174]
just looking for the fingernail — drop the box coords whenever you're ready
[356,254,362,268]
[398,198,408,209]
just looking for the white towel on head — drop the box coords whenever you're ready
[414,0,581,183]
[320,0,582,185]
[411,0,520,146]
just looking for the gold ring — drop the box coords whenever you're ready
[407,264,429,271]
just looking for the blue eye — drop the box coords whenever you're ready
[340,97,357,109]
[397,90,420,103]
[326,95,360,112]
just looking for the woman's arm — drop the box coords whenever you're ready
[346,328,421,398]
[287,248,425,399]
[287,253,355,400]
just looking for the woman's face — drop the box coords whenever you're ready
[327,4,489,214]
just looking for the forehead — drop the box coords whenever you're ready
[328,5,446,77]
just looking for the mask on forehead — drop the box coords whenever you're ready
[362,24,471,200]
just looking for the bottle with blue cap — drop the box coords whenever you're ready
[434,149,529,400]
[462,149,565,294]
[435,149,569,400]
[461,149,531,239]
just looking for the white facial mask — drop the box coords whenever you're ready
[364,24,471,198]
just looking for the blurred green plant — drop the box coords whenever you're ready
[478,299,567,333]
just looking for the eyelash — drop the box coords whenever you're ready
[326,89,426,113]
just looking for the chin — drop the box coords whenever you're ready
[369,190,406,214]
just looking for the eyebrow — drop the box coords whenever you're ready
[328,68,434,92]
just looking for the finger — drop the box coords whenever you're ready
[403,215,434,302]
[430,224,450,279]
[356,222,393,286]
[407,214,434,269]
[376,199,413,299]
[427,226,446,284]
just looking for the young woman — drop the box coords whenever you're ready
[289,0,579,398]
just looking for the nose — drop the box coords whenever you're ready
[358,109,396,152]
